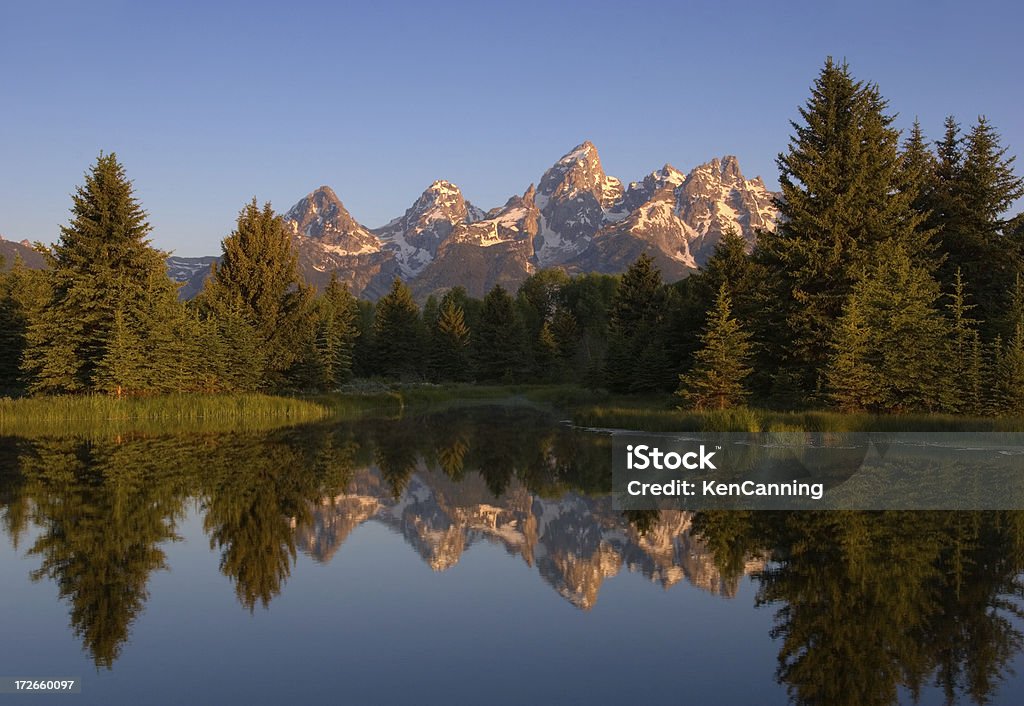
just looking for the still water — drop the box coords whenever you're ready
[1,404,1023,705]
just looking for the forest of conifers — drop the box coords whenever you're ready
[1,58,1022,415]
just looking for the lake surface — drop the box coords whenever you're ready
[2,404,1024,705]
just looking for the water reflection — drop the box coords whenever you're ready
[696,511,1024,705]
[0,405,1023,706]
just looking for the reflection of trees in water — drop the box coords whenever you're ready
[693,510,1024,706]
[16,437,188,668]
[4,407,1023,703]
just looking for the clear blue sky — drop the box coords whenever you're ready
[2,0,1021,256]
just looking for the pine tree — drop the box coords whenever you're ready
[197,198,310,388]
[430,294,471,381]
[930,116,1024,336]
[605,254,669,392]
[901,119,937,217]
[473,285,524,382]
[21,154,183,394]
[0,255,50,393]
[317,274,359,388]
[753,58,929,400]
[825,296,879,412]
[676,285,753,410]
[373,278,423,379]
[947,269,983,414]
[94,308,146,396]
[993,323,1024,416]
[826,242,953,413]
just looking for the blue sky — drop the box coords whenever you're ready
[1,0,1021,256]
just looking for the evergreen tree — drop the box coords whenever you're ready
[94,308,146,396]
[0,255,50,394]
[676,284,753,410]
[947,269,983,414]
[825,296,880,412]
[992,323,1024,416]
[21,154,183,394]
[900,119,937,217]
[317,274,359,388]
[826,242,953,413]
[930,116,1024,336]
[753,58,929,401]
[197,199,312,388]
[605,254,670,392]
[473,285,524,382]
[430,293,471,381]
[373,278,423,379]
[517,269,571,380]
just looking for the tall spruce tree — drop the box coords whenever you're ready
[947,269,983,414]
[373,278,423,379]
[993,323,1024,417]
[753,58,929,402]
[21,154,183,394]
[473,285,524,382]
[430,292,471,381]
[291,274,359,390]
[676,284,753,410]
[197,198,310,388]
[825,242,953,413]
[825,296,880,412]
[0,255,50,394]
[604,254,671,392]
[929,116,1023,337]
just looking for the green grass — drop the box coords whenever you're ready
[0,393,330,437]
[7,384,1022,437]
[570,404,1024,433]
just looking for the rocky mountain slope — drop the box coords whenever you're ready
[0,235,46,270]
[6,142,778,300]
[281,141,777,299]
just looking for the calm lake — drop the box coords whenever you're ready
[2,403,1023,705]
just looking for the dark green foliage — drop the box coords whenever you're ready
[372,279,423,379]
[473,285,525,382]
[825,242,952,413]
[0,256,50,394]
[430,291,471,382]
[605,254,674,392]
[21,154,186,395]
[754,58,929,401]
[824,295,880,413]
[516,269,575,381]
[559,272,617,387]
[291,274,359,391]
[197,198,311,388]
[991,324,1024,416]
[929,116,1024,337]
[676,285,753,410]
[946,269,984,415]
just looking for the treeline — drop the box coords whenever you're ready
[0,58,1022,414]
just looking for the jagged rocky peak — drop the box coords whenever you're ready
[283,185,381,255]
[621,163,687,211]
[680,155,749,197]
[406,179,482,225]
[533,141,627,267]
[372,179,488,279]
[537,140,622,209]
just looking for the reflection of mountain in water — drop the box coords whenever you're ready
[294,465,763,609]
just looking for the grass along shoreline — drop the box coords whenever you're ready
[0,393,330,436]
[3,384,1023,435]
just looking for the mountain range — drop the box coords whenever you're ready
[5,141,779,300]
[293,463,764,610]
[278,141,778,299]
